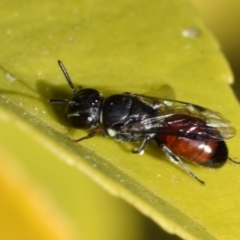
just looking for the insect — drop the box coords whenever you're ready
[49,60,237,184]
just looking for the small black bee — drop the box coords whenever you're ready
[49,60,237,184]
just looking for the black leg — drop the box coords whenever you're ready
[228,157,240,164]
[132,135,152,155]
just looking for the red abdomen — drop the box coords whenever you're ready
[156,114,228,167]
[162,135,217,164]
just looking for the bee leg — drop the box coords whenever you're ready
[132,135,152,155]
[75,128,104,142]
[159,144,205,185]
[228,157,240,164]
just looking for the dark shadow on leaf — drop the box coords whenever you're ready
[35,79,74,127]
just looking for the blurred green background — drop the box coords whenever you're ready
[192,0,240,100]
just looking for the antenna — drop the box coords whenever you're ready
[58,60,77,96]
[48,98,76,105]
[48,61,78,105]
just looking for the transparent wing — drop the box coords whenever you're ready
[122,94,235,140]
[142,85,175,100]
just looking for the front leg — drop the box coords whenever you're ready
[75,128,104,142]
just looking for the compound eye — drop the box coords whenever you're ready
[67,113,93,129]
